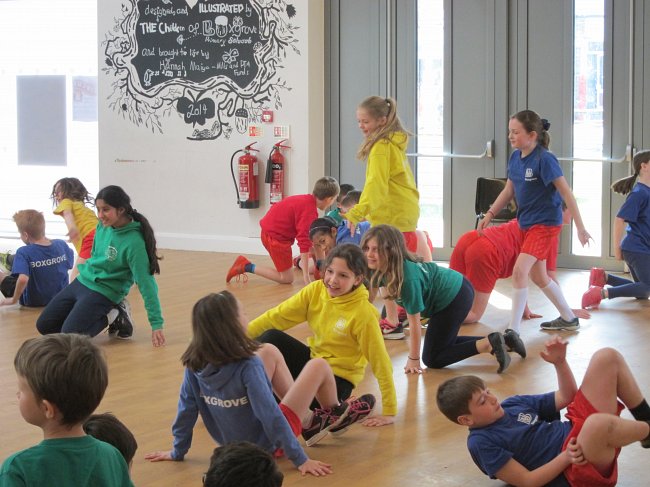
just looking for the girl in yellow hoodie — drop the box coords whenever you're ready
[344,95,421,334]
[247,244,397,429]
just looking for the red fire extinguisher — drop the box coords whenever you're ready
[230,142,260,209]
[265,139,290,204]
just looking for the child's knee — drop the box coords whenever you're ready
[305,357,330,373]
[591,347,622,367]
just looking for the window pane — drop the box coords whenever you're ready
[572,0,604,256]
[416,0,444,248]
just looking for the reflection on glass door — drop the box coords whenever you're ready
[572,0,604,256]
[416,0,444,248]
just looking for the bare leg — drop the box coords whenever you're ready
[578,413,649,473]
[580,348,644,413]
[463,291,490,323]
[252,266,295,284]
[383,295,399,325]
[281,358,340,420]
[415,230,433,262]
[70,256,86,282]
[509,253,537,332]
[255,343,294,398]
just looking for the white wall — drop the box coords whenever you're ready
[98,0,324,254]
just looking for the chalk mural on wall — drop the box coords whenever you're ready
[103,0,299,140]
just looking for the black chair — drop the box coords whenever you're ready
[474,177,517,229]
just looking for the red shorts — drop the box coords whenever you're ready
[79,229,96,259]
[561,389,625,487]
[274,403,302,458]
[261,231,294,272]
[450,231,501,293]
[520,225,562,261]
[403,231,418,253]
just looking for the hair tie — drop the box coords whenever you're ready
[130,208,137,215]
[385,98,390,105]
[541,119,551,131]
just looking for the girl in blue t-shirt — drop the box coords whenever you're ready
[582,150,650,308]
[145,291,340,476]
[477,110,591,335]
[361,224,525,375]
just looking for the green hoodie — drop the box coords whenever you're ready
[77,221,163,330]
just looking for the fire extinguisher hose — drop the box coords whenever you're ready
[230,149,244,205]
[265,146,275,184]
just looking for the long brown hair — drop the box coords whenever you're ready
[361,224,418,300]
[357,96,410,160]
[181,292,259,372]
[611,150,650,195]
[511,109,551,149]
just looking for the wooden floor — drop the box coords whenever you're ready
[1,249,649,487]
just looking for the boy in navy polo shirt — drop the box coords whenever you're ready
[0,210,73,307]
[437,336,650,487]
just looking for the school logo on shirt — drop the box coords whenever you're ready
[524,167,537,182]
[333,317,348,336]
[105,246,118,261]
[517,412,538,425]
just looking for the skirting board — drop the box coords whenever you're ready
[156,232,300,256]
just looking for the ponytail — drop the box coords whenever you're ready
[96,185,162,275]
[357,96,411,160]
[612,150,650,195]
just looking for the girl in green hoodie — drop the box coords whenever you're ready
[36,185,165,347]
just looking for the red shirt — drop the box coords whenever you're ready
[260,194,318,253]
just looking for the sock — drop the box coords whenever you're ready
[301,410,314,429]
[630,399,650,421]
[509,287,528,333]
[245,263,255,273]
[540,280,575,321]
[106,308,119,325]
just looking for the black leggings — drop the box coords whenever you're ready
[256,329,354,408]
[422,277,483,369]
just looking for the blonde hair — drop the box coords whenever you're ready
[361,224,418,300]
[611,150,650,195]
[13,209,45,239]
[357,96,410,160]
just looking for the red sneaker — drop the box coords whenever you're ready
[226,255,251,283]
[582,286,603,309]
[589,267,606,288]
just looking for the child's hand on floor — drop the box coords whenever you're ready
[144,450,175,462]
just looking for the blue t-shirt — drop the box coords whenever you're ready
[336,221,370,246]
[617,182,650,255]
[508,146,564,229]
[468,392,572,486]
[10,239,73,306]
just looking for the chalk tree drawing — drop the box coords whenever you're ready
[103,0,299,140]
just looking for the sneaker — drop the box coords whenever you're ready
[589,267,607,288]
[293,255,301,268]
[503,328,526,359]
[226,255,251,283]
[582,286,603,309]
[115,300,134,339]
[488,332,511,374]
[330,394,376,436]
[379,318,405,340]
[301,402,350,447]
[0,251,13,272]
[539,316,580,331]
[380,305,408,323]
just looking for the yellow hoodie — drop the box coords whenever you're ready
[248,280,397,416]
[345,131,420,232]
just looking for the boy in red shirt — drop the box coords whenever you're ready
[226,177,339,285]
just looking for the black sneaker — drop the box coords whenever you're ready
[301,402,350,447]
[330,394,376,436]
[503,329,526,358]
[488,332,511,374]
[115,300,134,339]
[539,316,580,331]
